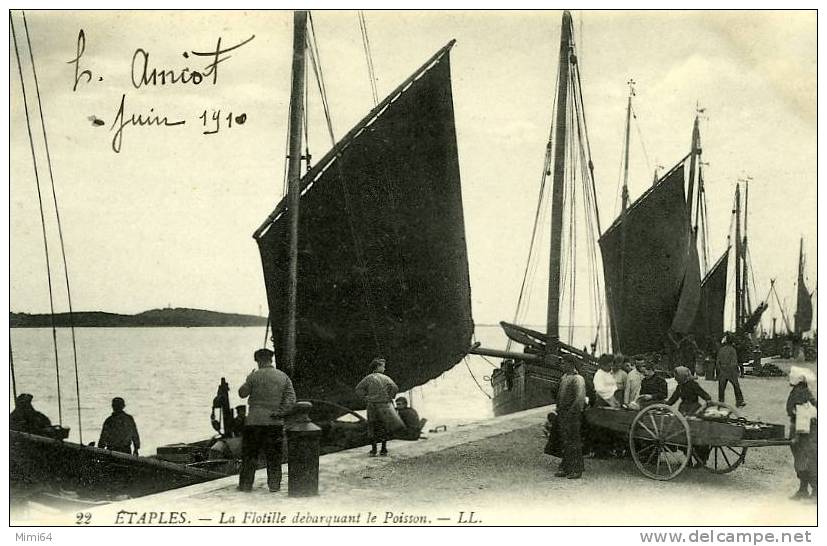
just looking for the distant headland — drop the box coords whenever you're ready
[9,307,268,328]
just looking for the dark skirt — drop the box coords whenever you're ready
[791,420,818,478]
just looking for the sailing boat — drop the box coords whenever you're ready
[792,237,815,360]
[470,11,603,416]
[794,237,814,336]
[253,12,473,421]
[475,12,727,416]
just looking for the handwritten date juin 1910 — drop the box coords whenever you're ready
[110,96,247,153]
[68,30,255,152]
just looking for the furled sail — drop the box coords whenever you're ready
[599,163,696,355]
[254,43,473,415]
[795,239,812,334]
[691,249,729,345]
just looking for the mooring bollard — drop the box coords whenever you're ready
[286,400,322,497]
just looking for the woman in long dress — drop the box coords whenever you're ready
[787,366,817,501]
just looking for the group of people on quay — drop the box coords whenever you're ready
[235,350,425,492]
[9,339,814,502]
[547,337,817,502]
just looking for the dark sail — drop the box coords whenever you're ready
[254,44,472,415]
[795,239,812,334]
[599,163,695,355]
[671,233,701,333]
[691,249,729,344]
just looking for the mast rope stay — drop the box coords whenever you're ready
[358,10,379,106]
[10,11,64,427]
[506,70,559,352]
[306,13,383,354]
[306,13,336,146]
[22,11,85,442]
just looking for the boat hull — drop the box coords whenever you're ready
[491,362,561,417]
[10,431,225,500]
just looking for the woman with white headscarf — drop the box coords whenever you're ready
[787,366,817,501]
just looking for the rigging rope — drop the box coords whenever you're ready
[358,11,379,106]
[307,17,384,355]
[22,11,83,442]
[307,13,336,146]
[463,357,492,399]
[10,12,63,426]
[572,60,607,352]
[506,69,558,351]
[630,105,653,175]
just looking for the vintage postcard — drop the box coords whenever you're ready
[7,8,818,535]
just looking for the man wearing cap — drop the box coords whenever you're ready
[355,357,399,456]
[10,393,53,435]
[237,348,296,492]
[98,397,141,455]
[554,354,586,479]
[717,334,745,407]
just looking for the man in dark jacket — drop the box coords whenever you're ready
[10,393,52,435]
[99,397,141,455]
[394,396,426,440]
[717,334,745,407]
[638,362,668,404]
[555,354,586,479]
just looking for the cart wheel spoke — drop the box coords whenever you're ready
[637,422,658,441]
[720,447,732,468]
[661,449,674,475]
[726,446,742,460]
[705,446,747,474]
[649,414,660,437]
[630,404,691,481]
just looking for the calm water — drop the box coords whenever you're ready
[10,326,519,454]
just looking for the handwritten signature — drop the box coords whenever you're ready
[68,31,256,153]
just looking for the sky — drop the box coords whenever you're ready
[8,10,817,338]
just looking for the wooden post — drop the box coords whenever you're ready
[285,11,308,376]
[546,10,573,349]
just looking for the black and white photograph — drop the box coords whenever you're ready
[7,7,818,532]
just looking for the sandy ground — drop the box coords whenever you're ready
[13,358,818,526]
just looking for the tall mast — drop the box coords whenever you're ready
[742,178,750,313]
[545,10,574,348]
[285,10,308,376]
[795,237,805,334]
[734,182,742,331]
[686,113,701,225]
[621,80,634,212]
[616,80,634,352]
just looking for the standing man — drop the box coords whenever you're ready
[717,334,746,407]
[555,354,585,479]
[238,348,296,492]
[355,357,399,456]
[98,397,141,455]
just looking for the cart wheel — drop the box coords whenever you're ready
[629,404,692,481]
[703,446,748,474]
